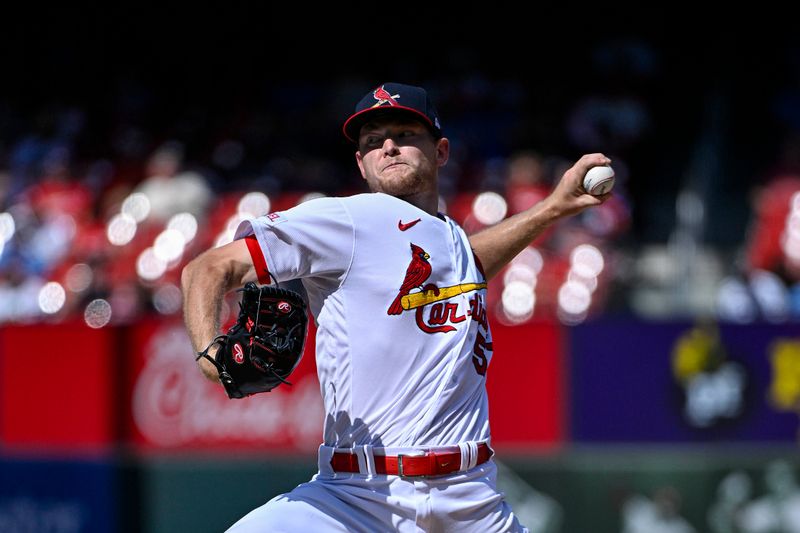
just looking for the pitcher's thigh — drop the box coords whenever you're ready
[226,480,408,533]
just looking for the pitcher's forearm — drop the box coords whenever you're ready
[180,239,258,381]
[469,199,560,280]
[469,153,612,281]
[181,260,228,352]
[181,259,230,380]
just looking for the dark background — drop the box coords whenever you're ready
[4,9,797,246]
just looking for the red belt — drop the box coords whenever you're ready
[329,443,493,477]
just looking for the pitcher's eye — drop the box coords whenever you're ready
[365,136,382,146]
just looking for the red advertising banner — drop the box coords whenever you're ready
[0,318,564,452]
[125,319,325,452]
[487,320,564,450]
[0,322,115,449]
[124,318,565,452]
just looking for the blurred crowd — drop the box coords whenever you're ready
[718,134,800,323]
[0,127,633,327]
[619,460,800,533]
[3,36,800,326]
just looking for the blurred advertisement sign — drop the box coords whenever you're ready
[0,323,115,449]
[570,320,800,442]
[127,320,324,451]
[770,338,800,413]
[126,319,565,451]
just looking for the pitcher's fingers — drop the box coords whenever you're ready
[572,153,612,175]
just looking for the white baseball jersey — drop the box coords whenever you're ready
[234,192,493,449]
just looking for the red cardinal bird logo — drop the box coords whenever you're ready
[372,85,401,107]
[387,243,432,315]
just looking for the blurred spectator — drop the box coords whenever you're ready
[734,134,800,321]
[744,136,800,282]
[716,275,760,323]
[134,141,212,222]
[745,180,800,279]
[495,460,562,533]
[0,256,44,322]
[708,470,753,533]
[738,460,800,533]
[622,487,696,533]
[716,269,794,324]
[0,65,773,327]
[505,151,551,216]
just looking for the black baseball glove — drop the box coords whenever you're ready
[196,282,309,399]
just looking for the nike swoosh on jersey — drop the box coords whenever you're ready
[398,218,421,231]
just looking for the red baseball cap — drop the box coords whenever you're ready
[342,82,443,143]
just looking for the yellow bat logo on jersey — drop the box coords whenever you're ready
[400,283,487,310]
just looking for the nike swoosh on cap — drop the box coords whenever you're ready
[398,218,421,231]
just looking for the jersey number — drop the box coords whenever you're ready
[472,332,491,376]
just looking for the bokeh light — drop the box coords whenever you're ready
[749,269,789,322]
[153,284,183,315]
[501,281,535,322]
[716,277,758,323]
[215,230,235,248]
[512,246,544,273]
[84,299,112,328]
[121,192,151,222]
[568,270,599,293]
[558,281,592,315]
[238,192,270,218]
[38,282,66,314]
[0,212,15,242]
[300,192,326,204]
[472,192,508,225]
[558,307,588,326]
[107,213,137,246]
[214,212,249,247]
[226,212,248,233]
[792,191,800,212]
[136,247,167,281]
[782,205,800,264]
[503,264,538,288]
[65,263,93,293]
[153,229,186,263]
[167,212,198,243]
[570,244,605,279]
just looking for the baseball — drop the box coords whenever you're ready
[583,165,615,195]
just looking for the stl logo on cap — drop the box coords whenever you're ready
[371,85,401,108]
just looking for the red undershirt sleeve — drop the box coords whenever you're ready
[244,234,272,284]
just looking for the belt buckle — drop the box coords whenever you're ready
[397,450,427,478]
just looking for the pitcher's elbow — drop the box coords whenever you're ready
[180,259,196,294]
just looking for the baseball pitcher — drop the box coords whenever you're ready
[181,82,612,532]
